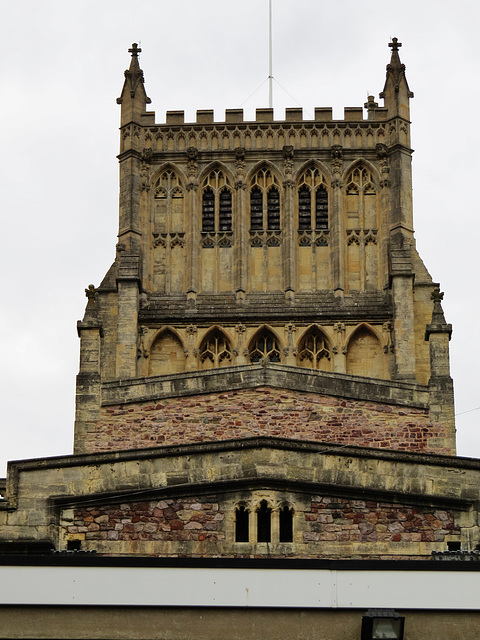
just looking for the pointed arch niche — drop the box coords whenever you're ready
[149,329,186,376]
[249,327,282,363]
[297,326,332,371]
[346,326,383,379]
[344,165,380,292]
[152,168,185,294]
[296,165,331,291]
[199,328,232,369]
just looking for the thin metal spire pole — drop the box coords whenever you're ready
[268,0,273,109]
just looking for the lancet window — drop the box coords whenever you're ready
[279,506,294,543]
[234,501,293,544]
[199,329,232,369]
[235,506,249,542]
[249,167,281,230]
[297,327,331,370]
[249,329,281,363]
[201,170,232,232]
[257,500,272,543]
[297,167,328,230]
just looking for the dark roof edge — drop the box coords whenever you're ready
[0,553,479,571]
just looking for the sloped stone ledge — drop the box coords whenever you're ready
[101,364,429,409]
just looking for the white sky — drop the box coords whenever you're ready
[1,0,479,475]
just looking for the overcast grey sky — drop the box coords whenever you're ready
[1,0,479,475]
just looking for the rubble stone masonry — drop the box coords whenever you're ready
[66,494,459,559]
[86,386,449,454]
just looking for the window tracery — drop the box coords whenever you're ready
[249,167,281,231]
[345,166,377,229]
[199,329,232,369]
[298,327,331,370]
[201,170,232,235]
[249,329,281,363]
[153,169,184,235]
[297,167,328,231]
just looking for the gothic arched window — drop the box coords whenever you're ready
[201,170,232,233]
[257,500,271,543]
[249,167,281,231]
[153,169,184,234]
[297,167,328,230]
[345,166,377,229]
[249,329,281,363]
[297,327,331,370]
[199,329,232,369]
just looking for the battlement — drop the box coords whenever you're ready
[139,104,390,128]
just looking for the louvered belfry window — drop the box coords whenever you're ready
[297,167,328,230]
[267,187,280,230]
[219,188,232,231]
[201,170,232,233]
[315,185,328,229]
[250,186,263,230]
[202,187,215,232]
[298,184,311,230]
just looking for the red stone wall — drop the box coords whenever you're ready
[71,498,225,544]
[87,387,449,454]
[304,497,459,546]
[67,494,459,559]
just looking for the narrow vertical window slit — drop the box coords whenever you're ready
[257,500,271,542]
[235,506,249,542]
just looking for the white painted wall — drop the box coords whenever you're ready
[0,566,479,609]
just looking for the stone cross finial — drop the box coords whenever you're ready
[388,37,402,52]
[431,287,444,302]
[128,43,141,57]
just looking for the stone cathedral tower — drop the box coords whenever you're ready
[5,40,476,566]
[75,39,454,462]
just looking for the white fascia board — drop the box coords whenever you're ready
[0,566,479,610]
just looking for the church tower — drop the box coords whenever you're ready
[75,39,454,461]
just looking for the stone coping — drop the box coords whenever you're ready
[100,364,429,408]
[5,435,480,475]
